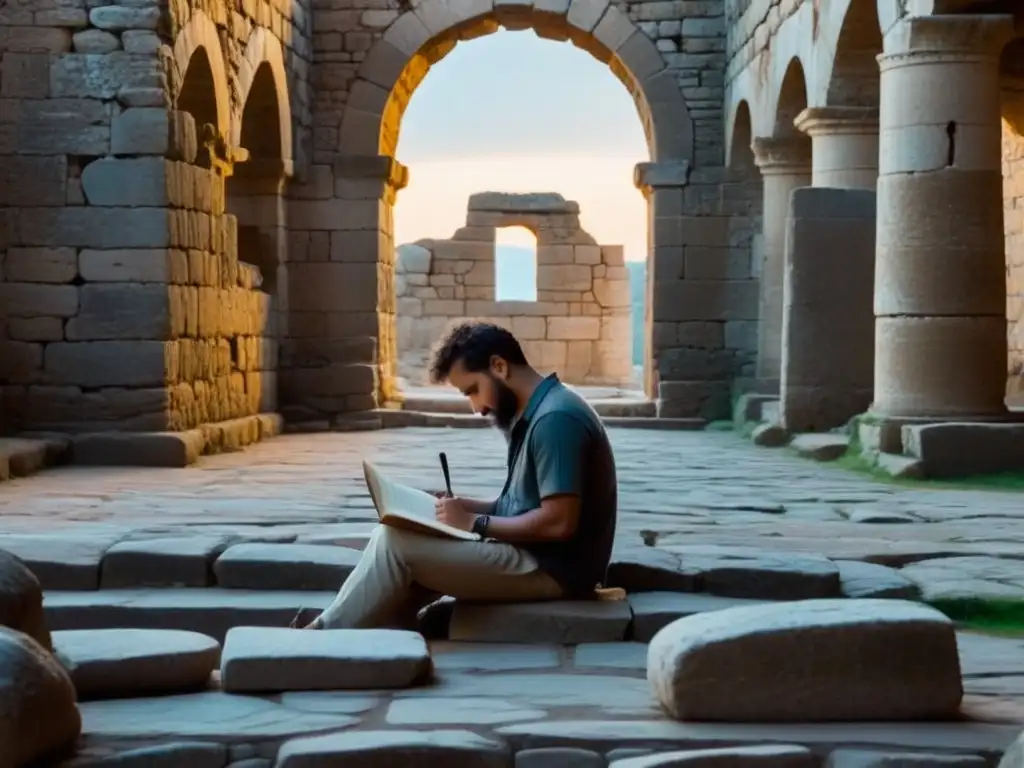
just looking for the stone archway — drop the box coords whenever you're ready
[172,11,232,145]
[751,56,812,387]
[225,29,296,416]
[285,1,713,422]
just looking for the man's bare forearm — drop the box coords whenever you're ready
[462,497,496,516]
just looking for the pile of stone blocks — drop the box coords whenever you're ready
[395,192,633,387]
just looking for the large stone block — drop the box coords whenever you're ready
[647,599,963,721]
[111,107,197,161]
[18,207,170,248]
[50,52,163,99]
[0,282,78,317]
[0,98,110,156]
[45,341,169,387]
[81,157,190,207]
[3,248,77,283]
[780,188,875,433]
[0,156,67,206]
[65,283,171,341]
[53,628,219,699]
[220,627,432,692]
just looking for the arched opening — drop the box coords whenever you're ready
[726,100,763,360]
[177,48,220,169]
[387,27,650,400]
[774,57,810,139]
[1002,37,1024,406]
[494,226,538,302]
[299,0,713,421]
[827,0,883,107]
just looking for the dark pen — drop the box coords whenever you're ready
[439,451,454,497]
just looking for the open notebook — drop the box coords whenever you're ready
[362,460,479,541]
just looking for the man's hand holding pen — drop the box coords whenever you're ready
[434,495,476,531]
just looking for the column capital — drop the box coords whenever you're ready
[633,160,690,194]
[880,13,1014,67]
[794,106,879,137]
[751,136,812,174]
[332,153,409,192]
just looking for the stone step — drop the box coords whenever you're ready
[44,589,335,643]
[41,588,773,646]
[0,434,70,481]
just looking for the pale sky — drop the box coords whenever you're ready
[392,28,649,261]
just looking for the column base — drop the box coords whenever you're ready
[856,412,1024,479]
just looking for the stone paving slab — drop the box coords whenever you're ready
[3,428,1024,765]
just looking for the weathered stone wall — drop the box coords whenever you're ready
[395,193,633,386]
[1004,118,1024,403]
[0,0,309,433]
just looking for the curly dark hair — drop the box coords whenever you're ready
[429,322,529,384]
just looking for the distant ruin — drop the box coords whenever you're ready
[395,193,634,387]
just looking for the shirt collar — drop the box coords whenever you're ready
[517,373,560,426]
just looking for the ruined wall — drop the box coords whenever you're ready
[1004,118,1024,403]
[395,193,634,387]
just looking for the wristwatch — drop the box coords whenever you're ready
[471,514,490,538]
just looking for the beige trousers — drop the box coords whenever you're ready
[317,524,564,629]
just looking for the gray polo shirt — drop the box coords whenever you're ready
[492,374,618,596]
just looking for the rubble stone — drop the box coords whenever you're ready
[0,627,81,765]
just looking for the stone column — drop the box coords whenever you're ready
[873,14,1015,419]
[751,137,812,388]
[793,107,879,190]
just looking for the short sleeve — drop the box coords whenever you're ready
[529,412,590,499]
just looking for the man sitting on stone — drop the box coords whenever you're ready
[298,321,619,630]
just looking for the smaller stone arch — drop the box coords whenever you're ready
[172,10,231,139]
[338,0,694,164]
[234,27,293,162]
[726,99,756,171]
[824,0,883,107]
[770,56,810,138]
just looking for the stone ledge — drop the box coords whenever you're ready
[903,422,1024,479]
[0,434,70,481]
[68,413,283,467]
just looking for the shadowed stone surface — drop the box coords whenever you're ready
[449,600,632,644]
[647,599,963,722]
